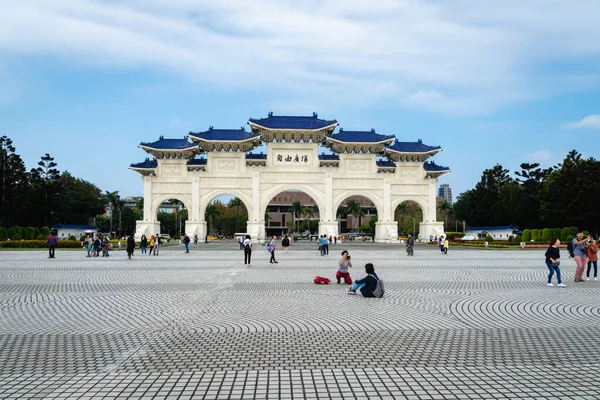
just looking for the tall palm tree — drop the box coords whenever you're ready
[229,197,243,232]
[205,203,221,236]
[289,200,304,234]
[303,205,318,233]
[437,201,452,227]
[336,205,349,233]
[103,191,122,237]
[345,198,364,232]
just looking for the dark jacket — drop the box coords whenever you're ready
[355,273,379,297]
[126,236,135,251]
[545,246,560,263]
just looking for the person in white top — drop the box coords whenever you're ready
[243,235,252,266]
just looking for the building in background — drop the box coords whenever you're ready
[438,183,453,205]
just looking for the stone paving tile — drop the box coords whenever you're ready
[1,243,600,399]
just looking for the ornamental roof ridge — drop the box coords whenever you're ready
[423,160,450,171]
[386,139,441,153]
[248,112,338,130]
[130,158,158,169]
[326,128,396,144]
[189,127,259,142]
[139,136,197,150]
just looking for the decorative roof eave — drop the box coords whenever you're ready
[190,137,261,152]
[129,166,156,176]
[383,148,442,162]
[187,165,206,172]
[377,167,396,174]
[246,160,267,167]
[319,161,340,168]
[138,145,199,159]
[248,122,338,143]
[425,169,450,178]
[325,138,394,154]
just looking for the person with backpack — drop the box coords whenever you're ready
[336,250,353,284]
[46,231,58,258]
[545,238,566,287]
[183,234,191,253]
[243,234,252,266]
[585,236,598,281]
[347,263,383,297]
[572,231,591,282]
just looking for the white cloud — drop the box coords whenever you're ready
[0,0,599,114]
[565,114,600,129]
[524,149,553,164]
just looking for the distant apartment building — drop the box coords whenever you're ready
[438,183,453,205]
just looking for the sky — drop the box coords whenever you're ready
[1,0,600,202]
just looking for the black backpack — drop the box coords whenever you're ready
[567,239,575,258]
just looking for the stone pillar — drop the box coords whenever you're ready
[250,172,264,241]
[247,222,264,243]
[184,220,205,238]
[375,222,398,243]
[135,176,158,240]
[142,176,153,222]
[319,221,338,239]
[135,220,160,241]
[191,177,200,221]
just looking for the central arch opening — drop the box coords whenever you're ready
[336,195,378,240]
[265,190,320,238]
[205,195,249,240]
[395,201,423,238]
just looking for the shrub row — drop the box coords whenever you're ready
[0,240,83,249]
[0,226,50,241]
[522,227,582,243]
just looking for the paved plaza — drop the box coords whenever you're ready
[1,242,599,399]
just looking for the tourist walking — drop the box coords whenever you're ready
[281,235,290,253]
[243,234,252,266]
[347,263,379,297]
[439,236,445,253]
[46,231,58,258]
[443,238,449,254]
[183,234,191,253]
[268,235,278,263]
[239,236,244,250]
[154,234,160,255]
[148,235,155,255]
[545,238,566,287]
[572,232,590,282]
[140,234,147,254]
[126,234,135,259]
[585,236,598,281]
[406,234,414,256]
[336,250,353,284]
[194,235,198,245]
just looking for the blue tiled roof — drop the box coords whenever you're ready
[130,158,157,169]
[376,159,396,168]
[246,152,267,160]
[186,158,207,166]
[140,136,197,150]
[327,129,395,143]
[51,224,99,230]
[465,225,519,231]
[387,140,441,153]
[423,161,449,171]
[318,154,340,161]
[249,112,337,130]
[189,127,259,141]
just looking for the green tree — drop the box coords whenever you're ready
[29,153,60,226]
[336,205,349,233]
[437,201,452,228]
[0,136,29,227]
[205,203,221,235]
[102,191,123,237]
[55,172,105,225]
[514,162,553,229]
[345,198,364,232]
[289,200,304,234]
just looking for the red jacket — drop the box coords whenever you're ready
[585,244,598,262]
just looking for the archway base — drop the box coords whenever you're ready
[135,221,161,241]
[419,222,445,241]
[319,222,338,239]
[185,221,206,243]
[376,222,399,243]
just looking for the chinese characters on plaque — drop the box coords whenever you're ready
[276,154,309,163]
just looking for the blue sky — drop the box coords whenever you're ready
[1,0,600,202]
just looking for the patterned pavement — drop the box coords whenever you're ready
[0,242,599,399]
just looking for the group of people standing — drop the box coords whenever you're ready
[139,234,162,256]
[545,231,598,286]
[82,235,113,258]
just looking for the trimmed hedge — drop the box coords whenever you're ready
[0,240,83,249]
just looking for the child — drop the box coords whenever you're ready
[443,238,449,254]
[336,250,353,284]
[347,263,378,297]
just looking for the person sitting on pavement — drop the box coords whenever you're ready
[347,263,378,297]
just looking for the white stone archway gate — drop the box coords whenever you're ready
[131,114,448,242]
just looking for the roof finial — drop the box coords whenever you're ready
[371,128,376,133]
[268,111,273,117]
[241,127,244,131]
[159,135,164,140]
[313,112,318,118]
[418,139,422,143]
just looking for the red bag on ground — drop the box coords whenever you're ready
[313,276,331,284]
